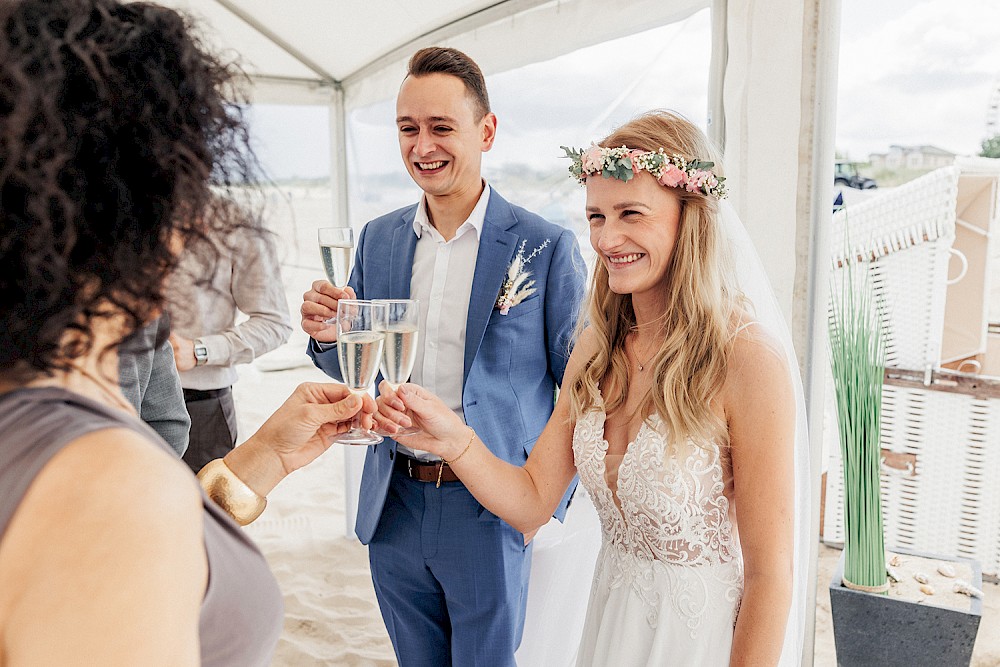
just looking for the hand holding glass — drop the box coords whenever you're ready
[318,227,354,288]
[334,300,385,445]
[375,299,421,436]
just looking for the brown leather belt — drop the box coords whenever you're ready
[395,453,461,485]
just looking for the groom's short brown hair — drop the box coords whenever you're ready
[407,47,491,120]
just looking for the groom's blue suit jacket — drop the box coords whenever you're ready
[308,189,586,544]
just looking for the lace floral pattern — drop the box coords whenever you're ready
[573,405,744,633]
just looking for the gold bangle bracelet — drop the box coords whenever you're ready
[197,458,267,526]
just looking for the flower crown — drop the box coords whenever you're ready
[561,144,728,199]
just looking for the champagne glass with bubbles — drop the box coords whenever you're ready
[375,299,421,436]
[318,227,354,288]
[334,300,386,445]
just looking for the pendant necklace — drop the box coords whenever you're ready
[630,334,658,372]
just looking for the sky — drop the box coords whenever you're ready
[835,0,1000,160]
[247,0,1000,180]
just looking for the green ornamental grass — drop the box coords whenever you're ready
[829,261,888,592]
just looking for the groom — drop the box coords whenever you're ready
[301,47,585,666]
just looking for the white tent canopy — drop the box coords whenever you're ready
[159,0,707,104]
[150,1,841,663]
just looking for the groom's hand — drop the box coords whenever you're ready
[301,281,355,344]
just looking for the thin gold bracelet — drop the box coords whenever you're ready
[436,429,476,488]
[197,458,267,526]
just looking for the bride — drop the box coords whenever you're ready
[375,110,809,665]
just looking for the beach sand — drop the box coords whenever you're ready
[229,186,998,666]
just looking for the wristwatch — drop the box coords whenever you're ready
[193,339,209,366]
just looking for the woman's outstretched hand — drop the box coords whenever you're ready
[241,382,376,480]
[375,381,469,460]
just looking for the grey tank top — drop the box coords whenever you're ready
[0,388,283,666]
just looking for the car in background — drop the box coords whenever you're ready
[834,160,877,189]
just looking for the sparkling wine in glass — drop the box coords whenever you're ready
[318,227,354,288]
[335,300,386,445]
[375,299,421,436]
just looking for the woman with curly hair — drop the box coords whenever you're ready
[376,110,811,666]
[0,1,373,664]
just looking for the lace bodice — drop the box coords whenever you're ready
[572,404,743,630]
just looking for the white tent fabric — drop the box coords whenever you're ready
[157,0,707,106]
[146,1,840,663]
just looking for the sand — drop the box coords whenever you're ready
[226,186,998,666]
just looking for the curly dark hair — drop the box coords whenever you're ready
[0,0,261,381]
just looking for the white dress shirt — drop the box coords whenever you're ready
[399,183,491,461]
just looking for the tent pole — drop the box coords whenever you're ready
[330,84,350,229]
[329,83,357,540]
[798,0,842,664]
[708,0,728,150]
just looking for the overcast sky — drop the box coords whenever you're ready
[248,0,1000,179]
[836,0,1000,160]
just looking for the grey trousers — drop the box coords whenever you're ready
[181,387,237,474]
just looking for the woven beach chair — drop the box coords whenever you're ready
[823,165,1000,578]
[829,166,959,370]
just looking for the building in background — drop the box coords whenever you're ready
[869,144,956,171]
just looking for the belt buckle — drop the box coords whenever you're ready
[406,458,413,479]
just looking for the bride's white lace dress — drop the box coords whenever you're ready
[572,400,744,666]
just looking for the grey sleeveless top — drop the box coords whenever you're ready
[0,388,283,666]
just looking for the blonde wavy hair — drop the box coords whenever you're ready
[568,110,742,448]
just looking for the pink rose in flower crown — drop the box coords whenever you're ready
[581,146,604,173]
[658,163,686,188]
[682,170,706,193]
[628,150,646,173]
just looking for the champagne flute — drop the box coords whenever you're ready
[318,227,354,288]
[334,300,386,445]
[374,299,421,436]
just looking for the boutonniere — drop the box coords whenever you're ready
[495,239,550,315]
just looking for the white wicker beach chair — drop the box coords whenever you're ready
[823,165,1000,578]
[829,166,958,370]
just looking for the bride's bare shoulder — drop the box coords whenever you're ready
[725,319,793,403]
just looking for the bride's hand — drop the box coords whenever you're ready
[375,381,470,459]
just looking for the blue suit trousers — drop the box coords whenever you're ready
[369,469,532,667]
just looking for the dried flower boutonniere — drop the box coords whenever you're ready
[495,239,550,315]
